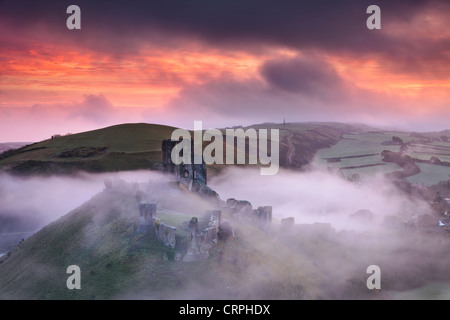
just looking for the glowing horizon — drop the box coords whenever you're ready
[1,1,449,142]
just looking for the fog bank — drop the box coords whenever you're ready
[210,167,431,230]
[0,170,155,234]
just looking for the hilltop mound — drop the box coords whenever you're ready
[0,123,177,175]
[1,173,450,300]
[0,122,365,176]
[0,179,325,300]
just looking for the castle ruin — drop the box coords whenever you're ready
[137,201,177,249]
[137,202,157,233]
[132,139,274,262]
[182,210,222,262]
[162,139,208,190]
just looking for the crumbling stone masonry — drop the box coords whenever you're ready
[137,202,157,233]
[202,226,218,244]
[182,213,221,262]
[253,206,272,232]
[222,198,272,233]
[162,139,179,175]
[281,217,295,230]
[161,139,207,186]
[183,217,205,262]
[206,210,222,229]
[157,222,177,249]
[225,198,252,217]
[137,201,177,249]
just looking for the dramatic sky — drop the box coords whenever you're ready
[1,0,449,141]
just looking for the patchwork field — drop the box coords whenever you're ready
[406,143,450,163]
[407,163,450,186]
[314,132,402,179]
[314,131,450,185]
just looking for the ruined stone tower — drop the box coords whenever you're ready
[161,139,208,187]
[162,139,178,175]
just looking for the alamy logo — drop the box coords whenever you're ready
[366,5,381,30]
[170,121,280,175]
[366,265,381,290]
[66,265,81,290]
[66,5,81,30]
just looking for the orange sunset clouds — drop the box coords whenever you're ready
[0,0,449,141]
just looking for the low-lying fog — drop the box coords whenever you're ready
[0,166,433,241]
[1,167,449,299]
[209,167,431,230]
[0,171,153,235]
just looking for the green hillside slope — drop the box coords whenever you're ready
[0,185,324,300]
[0,122,358,176]
[0,123,177,175]
[1,171,449,300]
[2,121,447,184]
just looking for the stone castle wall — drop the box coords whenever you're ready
[137,201,177,249]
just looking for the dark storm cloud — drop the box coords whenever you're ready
[1,0,448,58]
[165,50,444,128]
[167,55,352,117]
[260,56,345,97]
[166,74,352,125]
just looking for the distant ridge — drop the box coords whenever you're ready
[2,121,447,177]
[0,142,32,154]
[0,123,178,175]
[0,122,367,176]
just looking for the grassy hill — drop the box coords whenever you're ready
[2,179,449,300]
[1,122,449,182]
[0,123,177,175]
[1,122,450,300]
[0,143,30,154]
[240,122,367,168]
[0,183,326,300]
[0,122,363,176]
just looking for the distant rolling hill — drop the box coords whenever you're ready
[241,122,377,168]
[0,123,178,175]
[0,122,364,176]
[1,122,448,186]
[1,123,450,300]
[0,142,31,154]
